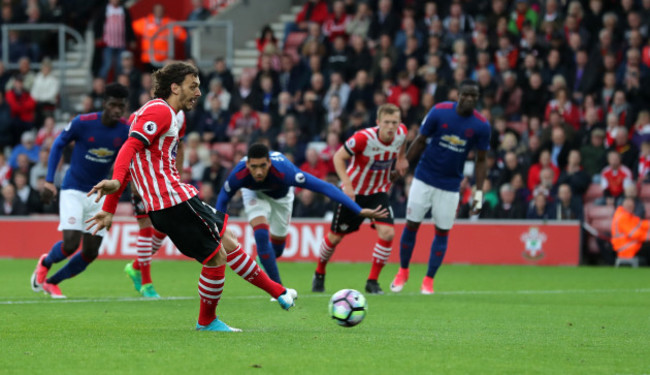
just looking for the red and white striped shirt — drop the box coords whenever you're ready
[343,124,407,195]
[128,99,197,211]
[103,4,126,48]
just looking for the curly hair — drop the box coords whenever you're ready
[151,61,199,99]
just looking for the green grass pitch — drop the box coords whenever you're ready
[1,259,649,374]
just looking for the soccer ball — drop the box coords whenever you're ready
[328,289,367,327]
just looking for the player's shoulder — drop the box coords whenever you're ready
[472,110,490,127]
[137,99,174,119]
[231,158,249,179]
[433,102,455,111]
[398,123,408,134]
[269,151,294,168]
[78,112,100,123]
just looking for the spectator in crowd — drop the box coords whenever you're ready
[300,146,328,181]
[297,91,325,142]
[207,57,235,93]
[580,128,607,178]
[88,77,106,112]
[12,170,40,213]
[29,148,49,190]
[0,183,28,216]
[615,184,646,219]
[388,71,419,108]
[0,92,12,151]
[322,0,348,42]
[368,0,400,42]
[250,113,277,147]
[283,0,329,44]
[345,2,371,38]
[199,183,217,207]
[201,150,228,193]
[185,0,211,58]
[132,4,187,71]
[496,71,523,121]
[250,74,278,114]
[528,149,559,192]
[228,101,259,141]
[204,78,231,113]
[199,96,230,143]
[527,191,553,220]
[346,70,373,113]
[511,172,530,206]
[488,183,526,219]
[607,126,639,174]
[638,141,650,183]
[9,131,39,170]
[6,75,36,141]
[293,189,327,218]
[5,57,35,92]
[557,150,590,197]
[600,150,634,203]
[30,58,59,124]
[93,0,136,79]
[553,183,583,221]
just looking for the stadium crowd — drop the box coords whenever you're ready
[1,0,650,261]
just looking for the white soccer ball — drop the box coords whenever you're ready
[328,289,367,327]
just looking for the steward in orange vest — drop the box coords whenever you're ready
[132,4,187,64]
[611,198,650,258]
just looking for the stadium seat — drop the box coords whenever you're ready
[584,184,603,202]
[585,204,615,221]
[211,142,235,162]
[591,218,612,236]
[640,184,650,200]
[644,202,650,218]
[283,31,307,52]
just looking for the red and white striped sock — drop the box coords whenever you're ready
[368,238,392,280]
[315,235,337,274]
[226,245,285,298]
[197,264,225,326]
[137,227,153,285]
[152,229,166,254]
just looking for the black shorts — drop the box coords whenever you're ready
[131,192,148,219]
[330,192,393,235]
[148,196,228,264]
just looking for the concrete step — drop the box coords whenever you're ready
[279,14,295,23]
[234,49,259,58]
[245,40,257,49]
[291,5,302,13]
[233,57,257,67]
[61,77,88,86]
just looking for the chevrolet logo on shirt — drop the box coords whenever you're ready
[88,148,115,158]
[440,134,467,146]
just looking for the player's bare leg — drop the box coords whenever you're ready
[223,229,297,309]
[32,230,81,295]
[366,223,394,295]
[390,220,421,293]
[313,232,344,292]
[196,240,241,332]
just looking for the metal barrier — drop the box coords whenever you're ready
[1,23,88,111]
[147,20,233,69]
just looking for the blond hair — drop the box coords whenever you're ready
[376,103,400,120]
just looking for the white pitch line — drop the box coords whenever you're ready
[1,288,649,305]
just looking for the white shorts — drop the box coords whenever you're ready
[242,188,294,237]
[406,178,460,230]
[58,189,107,237]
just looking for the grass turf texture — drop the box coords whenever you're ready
[1,260,649,374]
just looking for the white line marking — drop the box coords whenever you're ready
[1,288,649,305]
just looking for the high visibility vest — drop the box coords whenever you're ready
[132,15,187,63]
[611,206,650,258]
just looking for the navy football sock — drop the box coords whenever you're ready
[399,226,418,269]
[253,224,282,284]
[42,241,68,268]
[271,238,286,258]
[426,230,449,278]
[46,252,91,285]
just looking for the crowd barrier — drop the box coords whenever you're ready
[0,217,580,265]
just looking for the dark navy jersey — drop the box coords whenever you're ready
[416,102,490,192]
[46,112,129,192]
[216,151,362,214]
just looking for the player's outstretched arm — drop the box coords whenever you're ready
[85,210,114,236]
[296,170,365,214]
[406,134,427,164]
[88,179,122,202]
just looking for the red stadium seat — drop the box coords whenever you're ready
[591,218,612,236]
[640,184,650,200]
[211,142,235,162]
[584,183,603,202]
[283,31,307,52]
[585,204,615,222]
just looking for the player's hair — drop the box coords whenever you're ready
[248,143,270,160]
[151,61,199,99]
[376,103,400,120]
[104,83,129,100]
[459,79,479,89]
